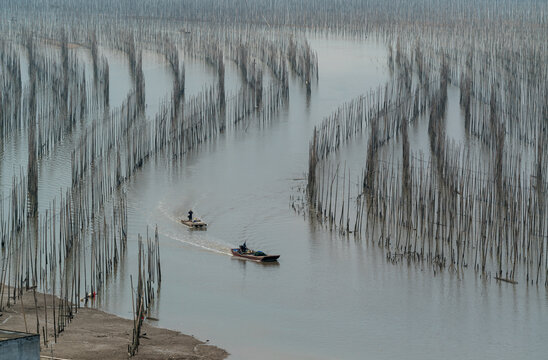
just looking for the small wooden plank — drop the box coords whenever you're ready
[495,276,518,285]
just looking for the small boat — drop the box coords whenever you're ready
[231,244,280,262]
[181,218,207,229]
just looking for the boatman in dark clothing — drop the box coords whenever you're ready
[240,242,247,253]
[188,210,193,221]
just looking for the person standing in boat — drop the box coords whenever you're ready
[240,242,248,253]
[188,210,193,221]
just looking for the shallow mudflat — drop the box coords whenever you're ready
[0,288,228,360]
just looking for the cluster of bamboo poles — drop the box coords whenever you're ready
[304,30,547,285]
[0,185,128,344]
[287,36,318,93]
[120,35,146,115]
[0,42,23,137]
[128,228,161,356]
[0,13,310,348]
[90,31,110,108]
[24,34,90,160]
[306,79,429,230]
[367,148,546,283]
[47,28,300,247]
[0,25,136,349]
[183,28,314,100]
[382,16,547,151]
[4,0,545,41]
[2,9,317,146]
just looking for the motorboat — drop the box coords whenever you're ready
[231,244,280,262]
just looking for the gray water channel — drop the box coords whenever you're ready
[2,36,547,359]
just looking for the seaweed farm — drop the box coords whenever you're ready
[0,1,547,359]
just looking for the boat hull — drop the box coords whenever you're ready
[231,249,280,262]
[181,219,207,229]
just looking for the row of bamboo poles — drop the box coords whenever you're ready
[128,228,161,356]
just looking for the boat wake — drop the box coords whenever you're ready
[156,201,233,256]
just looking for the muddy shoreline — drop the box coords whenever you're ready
[0,287,228,359]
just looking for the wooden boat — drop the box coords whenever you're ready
[231,248,280,262]
[181,218,207,229]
